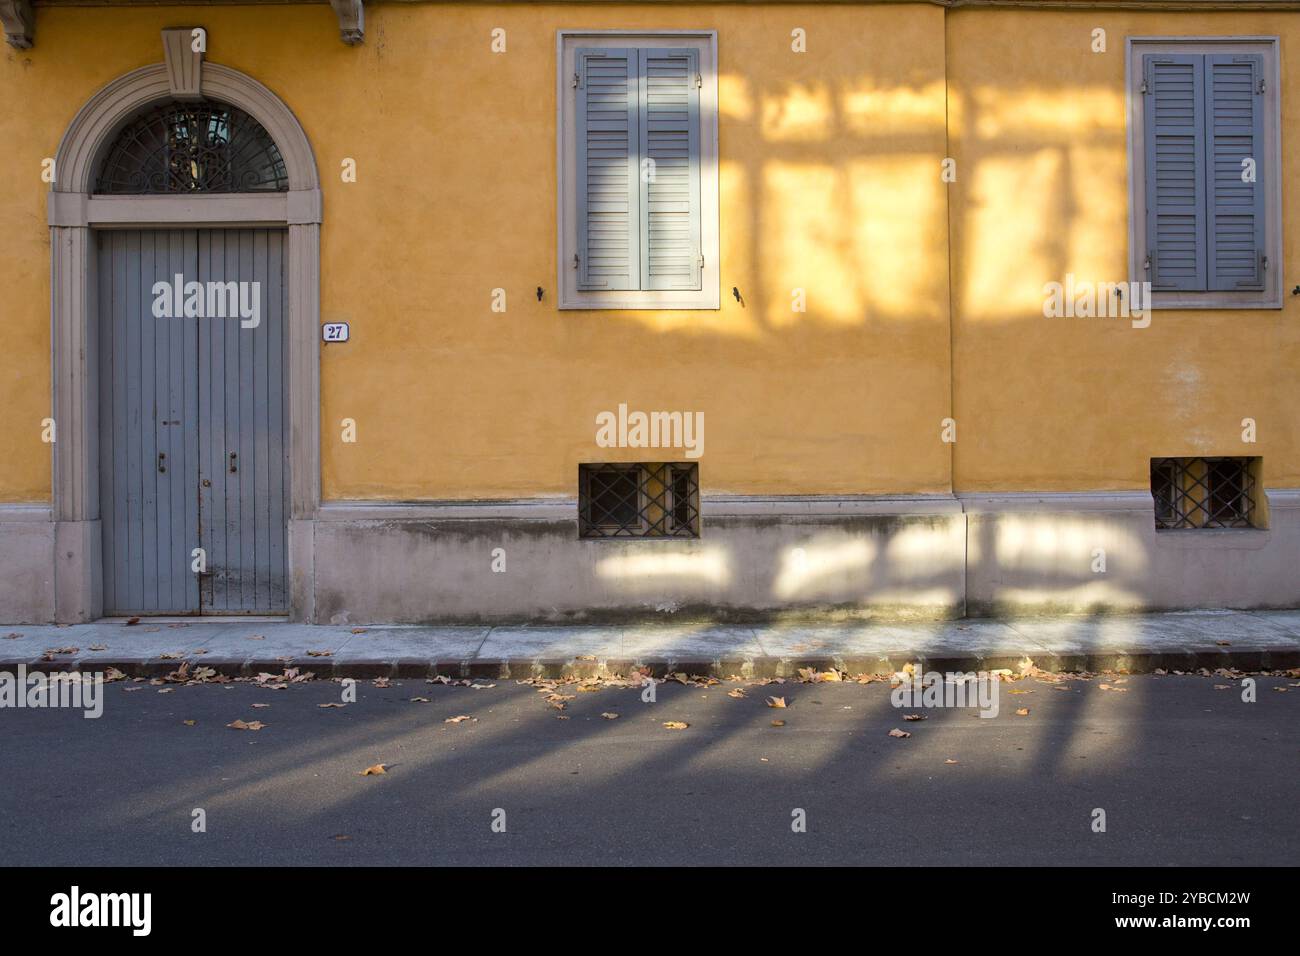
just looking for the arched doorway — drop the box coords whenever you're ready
[49,57,321,621]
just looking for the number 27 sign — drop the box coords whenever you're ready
[322,322,349,342]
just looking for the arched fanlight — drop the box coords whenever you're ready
[96,99,289,194]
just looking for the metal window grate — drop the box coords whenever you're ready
[96,100,289,194]
[579,463,700,538]
[1150,457,1257,529]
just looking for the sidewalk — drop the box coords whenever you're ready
[4,608,1299,678]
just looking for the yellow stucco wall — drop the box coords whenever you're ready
[0,3,1295,504]
[947,8,1300,492]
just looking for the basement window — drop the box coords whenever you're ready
[1150,457,1259,529]
[579,463,700,538]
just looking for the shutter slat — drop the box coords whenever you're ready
[577,48,640,291]
[1206,54,1265,291]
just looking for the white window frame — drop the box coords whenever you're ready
[1126,36,1282,310]
[557,30,720,310]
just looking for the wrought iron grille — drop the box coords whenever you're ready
[96,100,289,194]
[579,463,700,538]
[1151,457,1257,529]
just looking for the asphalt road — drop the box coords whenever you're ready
[2,672,1296,866]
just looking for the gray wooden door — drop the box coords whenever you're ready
[99,229,288,615]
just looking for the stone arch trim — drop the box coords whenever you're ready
[49,61,321,622]
[54,62,320,194]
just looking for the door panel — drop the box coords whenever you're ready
[197,229,288,613]
[99,228,287,615]
[99,230,201,614]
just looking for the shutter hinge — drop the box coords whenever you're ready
[696,252,704,270]
[1262,253,1269,270]
[1139,79,1148,94]
[696,72,702,89]
[1257,77,1266,94]
[573,253,580,269]
[1143,253,1152,272]
[574,72,581,89]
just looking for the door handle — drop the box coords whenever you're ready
[229,452,238,474]
[158,453,166,473]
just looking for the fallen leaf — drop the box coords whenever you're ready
[89,644,107,652]
[248,635,265,641]
[765,696,787,709]
[319,702,346,709]
[1015,707,1030,716]
[444,715,476,724]
[1215,640,1232,647]
[359,764,386,776]
[409,697,430,703]
[1098,683,1128,692]
[888,728,911,738]
[944,758,959,765]
[351,628,368,634]
[600,712,619,720]
[226,719,265,731]
[124,617,140,626]
[307,650,333,658]
[903,713,927,721]
[770,719,786,727]
[182,720,196,726]
[662,721,689,730]
[251,703,271,709]
[726,688,747,699]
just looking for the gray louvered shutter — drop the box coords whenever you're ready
[1206,54,1266,291]
[1144,54,1206,291]
[576,48,641,291]
[639,48,702,291]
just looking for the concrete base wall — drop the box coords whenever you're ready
[4,493,1300,623]
[0,506,55,624]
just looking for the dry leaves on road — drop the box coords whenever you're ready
[124,617,140,626]
[663,721,689,730]
[945,758,958,765]
[1098,683,1128,692]
[444,715,477,724]
[770,720,786,727]
[307,650,333,658]
[1015,707,1030,716]
[600,712,619,720]
[359,764,386,776]
[227,719,266,731]
[765,696,787,709]
[318,703,346,709]
[727,688,747,699]
[888,728,911,738]
[903,713,927,721]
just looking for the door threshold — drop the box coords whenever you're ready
[97,615,290,624]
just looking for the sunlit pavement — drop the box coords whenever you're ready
[3,672,1295,866]
[3,608,1300,678]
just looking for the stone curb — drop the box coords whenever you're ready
[5,646,1297,680]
